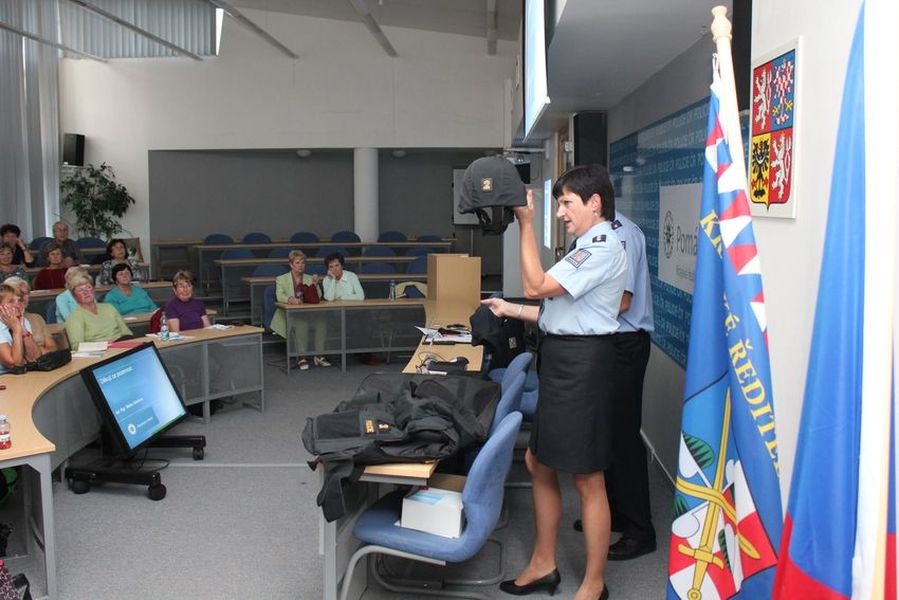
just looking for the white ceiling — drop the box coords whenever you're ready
[229,0,731,142]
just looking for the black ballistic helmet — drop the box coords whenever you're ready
[457,157,528,235]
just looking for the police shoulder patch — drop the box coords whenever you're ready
[611,219,623,230]
[565,248,592,268]
[592,234,607,243]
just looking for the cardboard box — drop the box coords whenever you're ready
[400,473,466,538]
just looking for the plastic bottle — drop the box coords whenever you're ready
[388,279,396,301]
[159,311,170,341]
[0,416,10,450]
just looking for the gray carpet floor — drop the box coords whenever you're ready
[3,348,674,599]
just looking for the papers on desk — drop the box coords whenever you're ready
[415,326,472,345]
[72,341,107,358]
[145,333,191,341]
[206,324,234,330]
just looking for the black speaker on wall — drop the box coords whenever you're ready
[572,111,608,167]
[63,133,85,166]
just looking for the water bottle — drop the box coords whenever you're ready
[388,279,396,301]
[0,416,10,450]
[159,311,170,341]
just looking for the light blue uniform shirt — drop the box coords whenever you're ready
[541,221,627,336]
[612,212,655,333]
[0,319,33,375]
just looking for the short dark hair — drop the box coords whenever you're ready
[552,164,616,221]
[111,262,133,279]
[324,252,345,267]
[0,224,21,237]
[106,238,126,255]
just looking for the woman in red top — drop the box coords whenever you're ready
[32,243,68,290]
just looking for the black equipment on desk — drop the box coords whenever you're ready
[66,342,206,501]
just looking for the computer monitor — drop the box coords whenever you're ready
[80,342,188,455]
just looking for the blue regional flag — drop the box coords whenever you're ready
[667,60,783,599]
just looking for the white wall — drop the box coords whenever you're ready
[58,10,517,251]
[751,0,861,501]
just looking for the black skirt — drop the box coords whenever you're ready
[529,333,616,474]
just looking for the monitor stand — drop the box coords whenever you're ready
[64,428,207,501]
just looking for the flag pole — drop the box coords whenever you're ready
[710,6,749,193]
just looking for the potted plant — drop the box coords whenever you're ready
[60,162,135,238]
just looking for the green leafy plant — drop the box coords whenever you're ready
[60,162,135,238]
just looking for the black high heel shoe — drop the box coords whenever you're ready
[598,584,610,600]
[499,568,561,596]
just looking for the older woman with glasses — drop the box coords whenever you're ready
[164,270,209,332]
[64,272,132,347]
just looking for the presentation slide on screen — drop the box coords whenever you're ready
[92,349,184,449]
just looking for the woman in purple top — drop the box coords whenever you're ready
[164,270,209,332]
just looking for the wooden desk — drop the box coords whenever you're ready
[196,241,449,293]
[215,256,417,315]
[151,239,201,280]
[47,308,217,340]
[276,299,426,372]
[242,274,428,326]
[0,325,264,599]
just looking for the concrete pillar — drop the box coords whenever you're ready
[353,148,378,242]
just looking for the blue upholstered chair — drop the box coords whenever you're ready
[405,246,438,257]
[406,256,428,274]
[29,236,52,250]
[75,236,106,249]
[331,230,361,244]
[289,231,320,244]
[203,233,233,245]
[362,246,396,257]
[360,262,396,275]
[306,264,326,277]
[262,285,277,330]
[316,246,349,259]
[242,232,272,243]
[268,247,292,259]
[377,230,407,243]
[340,411,523,600]
[220,248,255,261]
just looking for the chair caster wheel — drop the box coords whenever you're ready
[148,484,167,501]
[193,447,205,460]
[71,479,90,495]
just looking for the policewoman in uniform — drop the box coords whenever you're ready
[482,164,625,600]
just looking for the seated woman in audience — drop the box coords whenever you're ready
[164,270,209,332]
[0,244,26,284]
[98,238,143,285]
[4,277,58,353]
[33,243,67,290]
[270,250,328,370]
[0,284,43,374]
[64,272,132,346]
[55,266,90,323]
[103,263,157,316]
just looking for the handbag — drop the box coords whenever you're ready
[9,349,73,375]
[301,283,321,304]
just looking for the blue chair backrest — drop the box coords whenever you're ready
[331,230,361,243]
[252,264,289,278]
[463,412,522,541]
[496,351,535,388]
[76,236,106,249]
[360,262,396,275]
[377,230,407,243]
[204,233,233,244]
[406,256,428,274]
[30,236,52,250]
[362,246,396,257]
[489,372,525,436]
[45,302,57,324]
[405,246,437,257]
[220,248,256,260]
[316,246,349,259]
[306,264,326,276]
[268,247,292,258]
[290,231,320,244]
[262,285,277,329]
[242,232,272,243]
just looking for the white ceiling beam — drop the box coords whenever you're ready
[207,0,299,59]
[0,19,106,62]
[347,0,398,57]
[67,0,202,60]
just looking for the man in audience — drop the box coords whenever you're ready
[0,224,34,266]
[40,221,80,267]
